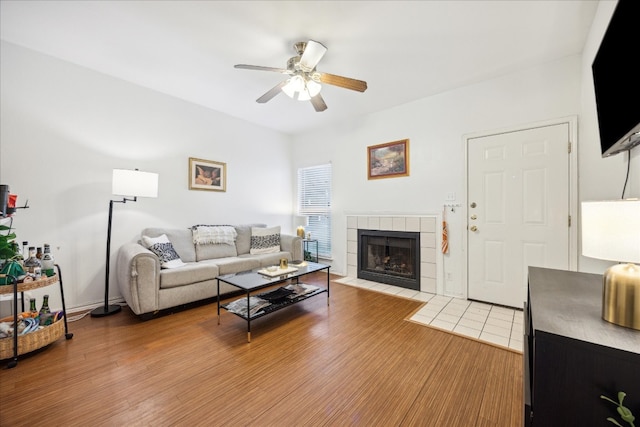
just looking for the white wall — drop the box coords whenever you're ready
[578,1,640,273]
[0,41,294,311]
[292,54,584,296]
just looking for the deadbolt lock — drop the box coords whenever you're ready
[470,225,478,232]
[470,202,477,208]
[470,215,477,220]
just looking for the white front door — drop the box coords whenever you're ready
[467,123,571,308]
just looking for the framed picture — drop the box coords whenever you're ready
[188,157,226,192]
[367,139,410,179]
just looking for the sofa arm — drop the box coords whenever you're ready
[280,234,303,261]
[116,242,161,315]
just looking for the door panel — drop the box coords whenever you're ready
[467,123,570,308]
[484,240,504,283]
[485,172,505,223]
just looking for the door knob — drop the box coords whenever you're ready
[470,225,478,232]
[470,202,477,208]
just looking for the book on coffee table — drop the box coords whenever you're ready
[257,266,298,277]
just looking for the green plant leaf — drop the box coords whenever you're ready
[619,392,627,405]
[617,407,635,423]
[607,417,624,427]
[603,395,619,405]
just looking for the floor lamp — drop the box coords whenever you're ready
[91,169,159,317]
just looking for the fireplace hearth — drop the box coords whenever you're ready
[357,229,420,290]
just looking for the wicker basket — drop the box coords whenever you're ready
[0,274,58,295]
[0,318,65,360]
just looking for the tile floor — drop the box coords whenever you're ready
[334,276,523,352]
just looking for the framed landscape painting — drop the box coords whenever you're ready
[367,139,410,179]
[188,157,226,192]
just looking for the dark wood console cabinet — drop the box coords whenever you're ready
[525,267,640,426]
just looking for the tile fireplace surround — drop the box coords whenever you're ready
[346,215,441,294]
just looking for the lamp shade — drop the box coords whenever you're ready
[294,215,309,227]
[283,75,305,99]
[581,199,640,263]
[306,80,321,97]
[282,75,321,101]
[112,169,159,198]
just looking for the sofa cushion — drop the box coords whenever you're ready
[195,241,238,261]
[191,225,238,261]
[235,223,266,255]
[213,257,261,275]
[250,226,280,255]
[141,234,186,269]
[239,251,292,268]
[159,262,219,289]
[142,228,196,263]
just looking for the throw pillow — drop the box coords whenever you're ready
[250,226,281,255]
[141,234,186,269]
[192,225,237,245]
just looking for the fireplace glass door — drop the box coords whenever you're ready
[358,230,420,290]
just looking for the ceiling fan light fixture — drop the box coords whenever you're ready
[283,75,321,101]
[306,79,321,97]
[282,75,304,99]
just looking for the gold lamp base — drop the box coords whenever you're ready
[296,226,305,238]
[602,263,640,330]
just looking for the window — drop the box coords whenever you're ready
[297,164,332,259]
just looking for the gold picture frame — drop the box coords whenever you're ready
[367,139,410,179]
[188,157,226,192]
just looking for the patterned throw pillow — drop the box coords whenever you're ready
[141,234,186,269]
[250,226,281,255]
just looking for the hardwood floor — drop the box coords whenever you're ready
[0,273,523,426]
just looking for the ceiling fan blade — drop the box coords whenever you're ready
[299,40,327,71]
[310,93,328,112]
[319,73,368,92]
[235,64,291,74]
[256,80,288,103]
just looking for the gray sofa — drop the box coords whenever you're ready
[116,224,303,317]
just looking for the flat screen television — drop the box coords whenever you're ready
[591,0,640,158]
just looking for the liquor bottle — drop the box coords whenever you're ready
[22,241,29,260]
[39,294,51,317]
[36,247,43,260]
[23,247,42,278]
[29,298,38,317]
[12,248,24,266]
[41,244,55,277]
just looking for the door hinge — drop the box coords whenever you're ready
[568,141,572,153]
[568,215,572,227]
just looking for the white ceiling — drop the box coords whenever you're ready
[0,1,599,135]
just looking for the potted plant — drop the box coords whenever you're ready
[601,391,636,427]
[0,223,23,284]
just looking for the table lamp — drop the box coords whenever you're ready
[581,199,640,330]
[294,215,309,238]
[91,169,159,317]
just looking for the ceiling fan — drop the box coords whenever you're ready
[234,40,368,112]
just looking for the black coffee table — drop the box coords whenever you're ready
[216,262,330,342]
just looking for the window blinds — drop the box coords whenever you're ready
[297,164,332,259]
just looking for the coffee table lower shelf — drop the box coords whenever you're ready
[216,262,330,342]
[221,288,327,321]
